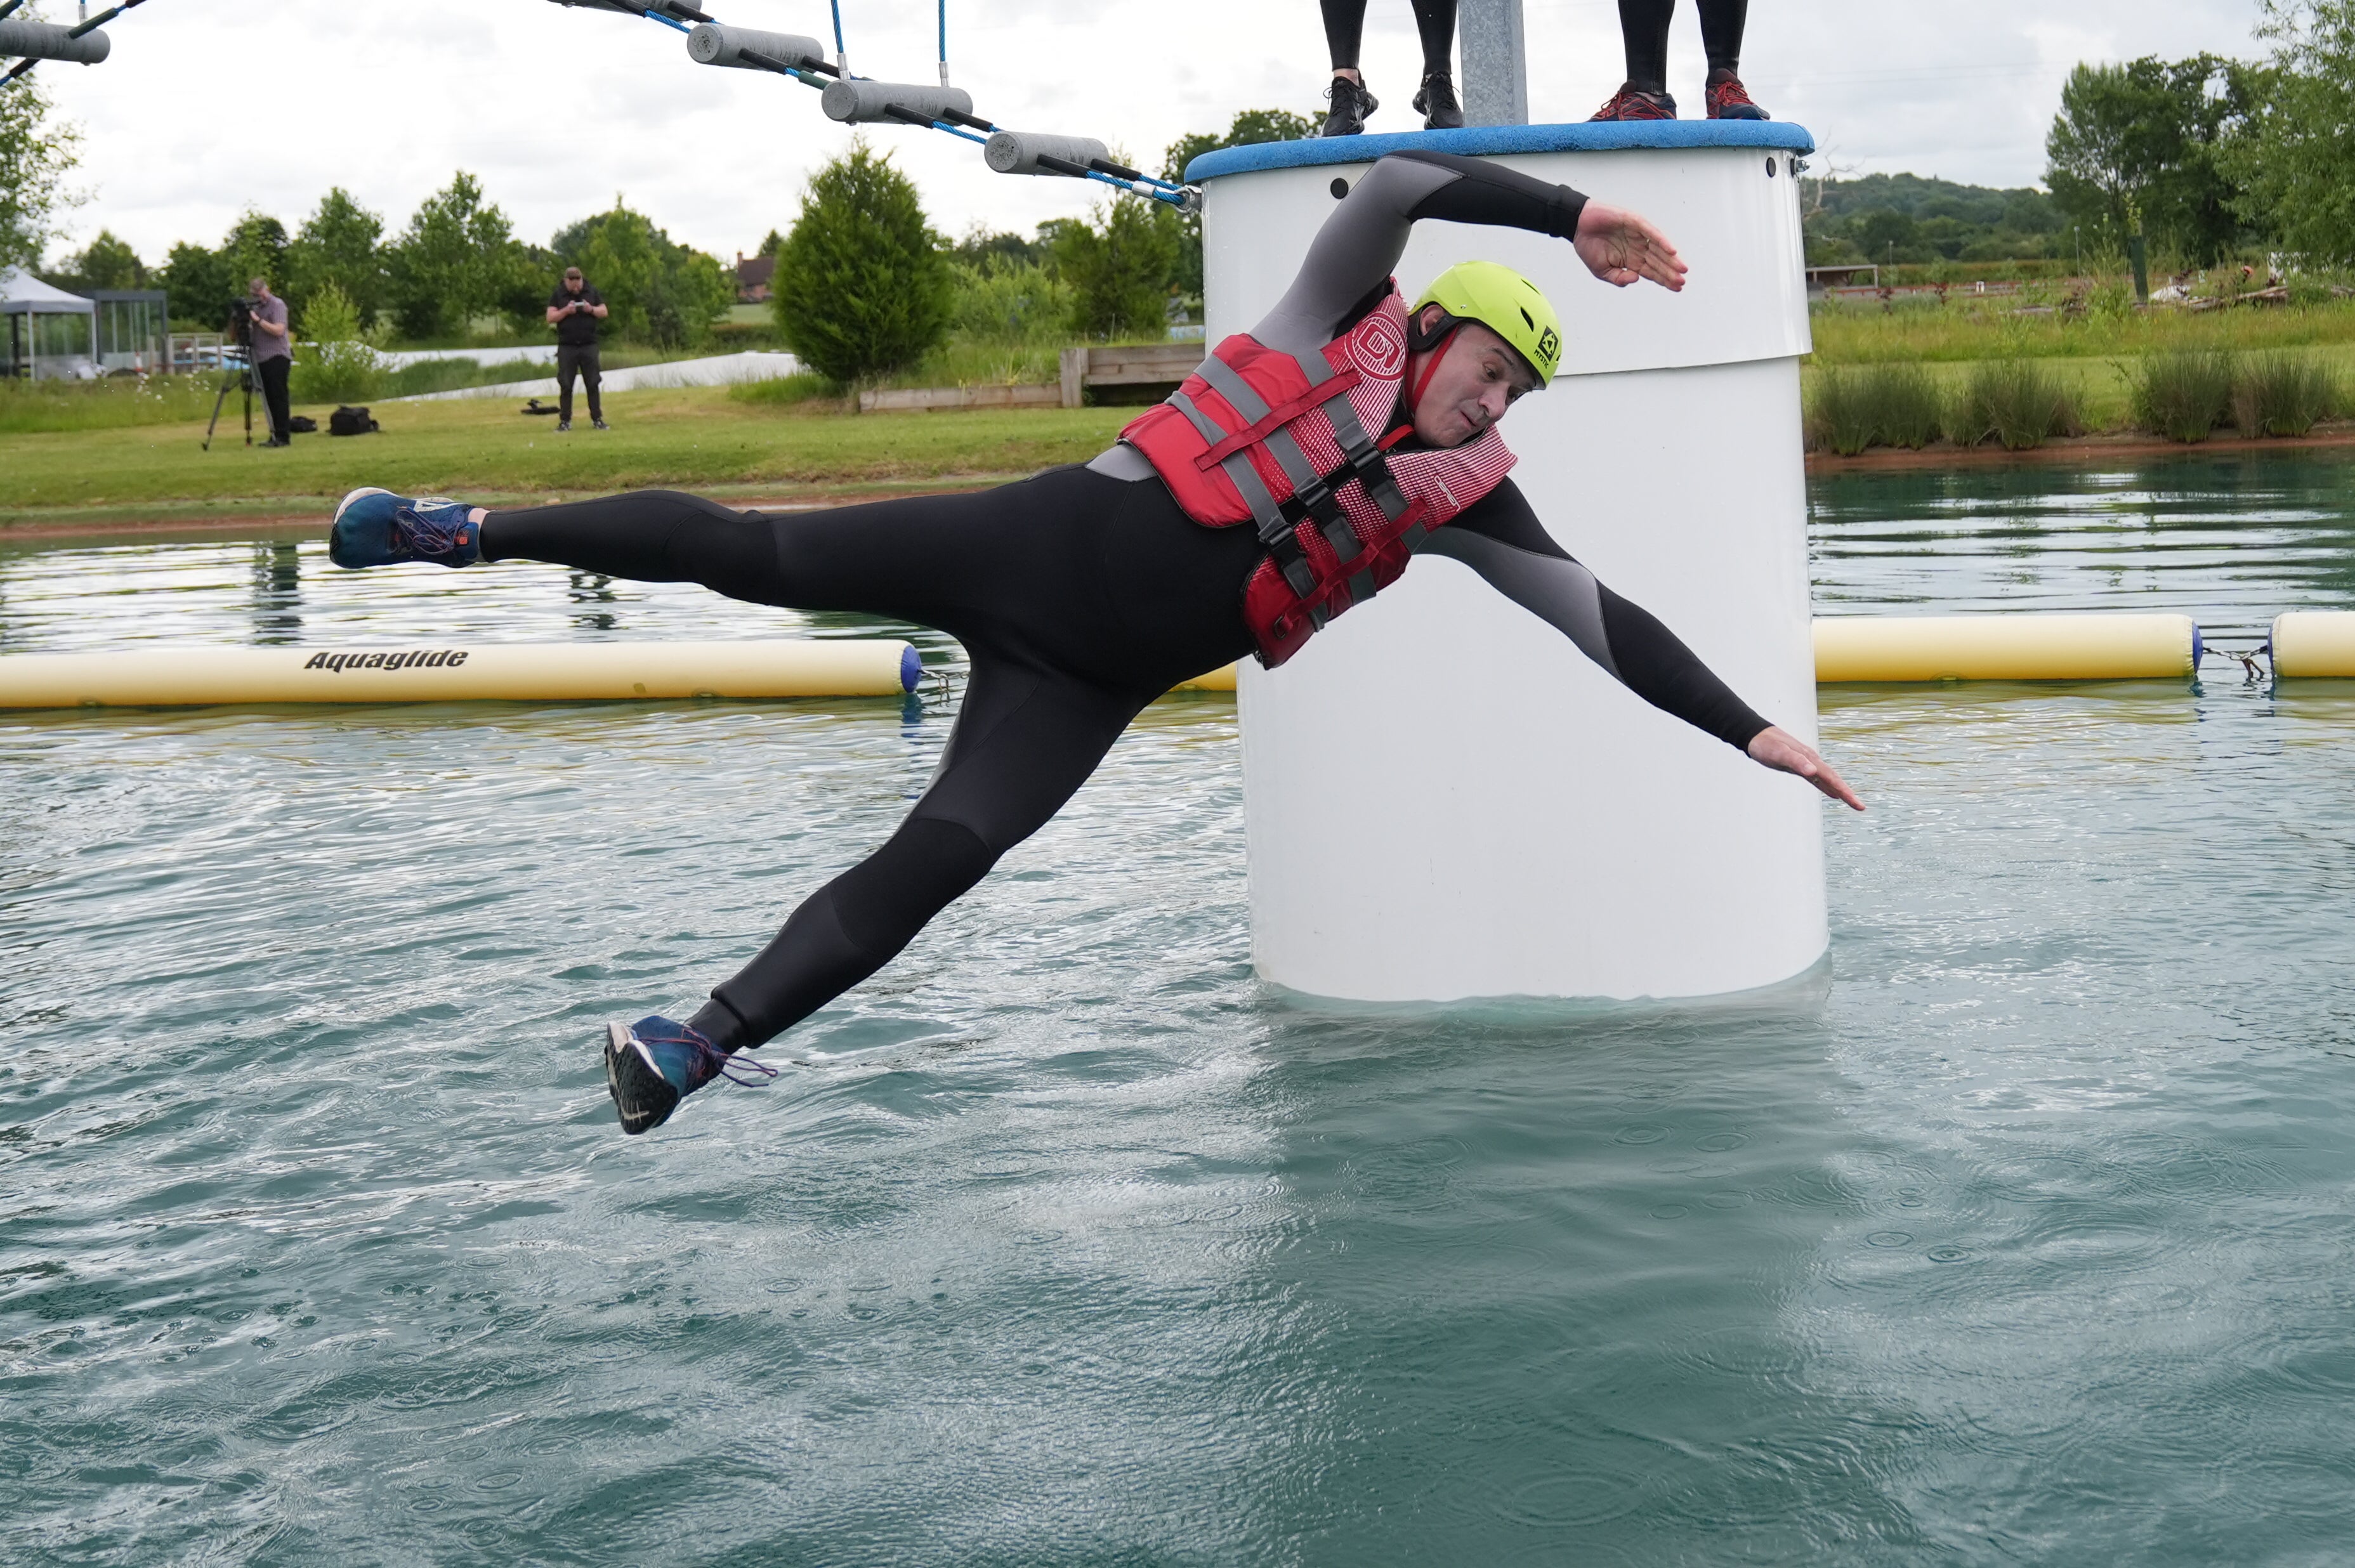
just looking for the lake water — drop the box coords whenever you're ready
[4,451,2353,1565]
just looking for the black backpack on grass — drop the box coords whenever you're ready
[329,405,380,437]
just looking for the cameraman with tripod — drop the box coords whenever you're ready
[548,266,608,432]
[242,277,294,447]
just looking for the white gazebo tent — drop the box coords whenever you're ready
[2,266,98,381]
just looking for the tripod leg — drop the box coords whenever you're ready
[202,370,236,450]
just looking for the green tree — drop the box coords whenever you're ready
[1159,108,1313,300]
[554,201,733,348]
[154,212,286,332]
[386,172,520,341]
[51,229,145,291]
[287,188,388,330]
[2045,54,2254,266]
[0,65,82,272]
[158,241,237,328]
[221,211,290,293]
[771,141,952,388]
[1051,194,1180,339]
[756,228,785,258]
[2222,1,2355,266]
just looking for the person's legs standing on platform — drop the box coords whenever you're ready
[1591,0,1770,122]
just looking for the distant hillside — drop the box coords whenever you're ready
[1806,173,2066,267]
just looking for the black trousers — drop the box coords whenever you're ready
[256,355,292,442]
[479,467,1260,1053]
[557,343,602,423]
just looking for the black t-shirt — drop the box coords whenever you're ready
[549,284,604,346]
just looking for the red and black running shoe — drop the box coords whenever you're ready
[1705,74,1770,121]
[1589,84,1678,122]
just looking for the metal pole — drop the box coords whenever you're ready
[1459,0,1527,126]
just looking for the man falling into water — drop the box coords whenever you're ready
[325,150,1865,1135]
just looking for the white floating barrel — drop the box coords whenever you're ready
[821,79,973,125]
[1814,613,2199,682]
[685,23,826,71]
[1190,123,1821,1004]
[2270,611,2355,678]
[985,131,1111,177]
[0,18,110,63]
[0,641,920,709]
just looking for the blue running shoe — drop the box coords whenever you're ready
[329,487,482,569]
[603,1015,778,1135]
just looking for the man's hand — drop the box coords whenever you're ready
[1746,726,1864,811]
[1573,202,1688,292]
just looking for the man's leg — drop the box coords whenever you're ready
[690,655,1150,1051]
[556,345,578,425]
[478,479,1078,632]
[582,346,603,425]
[259,356,292,443]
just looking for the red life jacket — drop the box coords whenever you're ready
[1120,284,1517,667]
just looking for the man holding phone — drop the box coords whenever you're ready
[547,266,610,432]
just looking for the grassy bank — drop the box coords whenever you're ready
[1808,294,2355,365]
[1799,343,2354,454]
[0,384,1129,525]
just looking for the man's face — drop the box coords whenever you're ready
[1405,313,1537,448]
[565,275,585,294]
[249,280,270,301]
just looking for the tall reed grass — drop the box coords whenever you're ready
[1804,364,1943,455]
[2232,353,2341,437]
[1951,359,2082,450]
[2129,351,2238,442]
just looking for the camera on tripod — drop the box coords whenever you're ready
[223,297,258,346]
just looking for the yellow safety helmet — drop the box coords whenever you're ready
[1410,261,1564,387]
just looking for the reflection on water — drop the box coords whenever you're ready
[1811,447,2355,643]
[2,452,2354,1564]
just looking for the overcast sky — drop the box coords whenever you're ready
[30,0,2271,266]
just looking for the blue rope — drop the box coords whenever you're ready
[641,8,689,30]
[932,121,989,144]
[829,0,846,61]
[936,0,945,72]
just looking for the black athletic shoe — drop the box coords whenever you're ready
[603,1016,778,1136]
[1320,75,1377,138]
[1412,70,1464,129]
[556,420,572,433]
[591,418,609,431]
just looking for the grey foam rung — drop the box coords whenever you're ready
[0,18,110,63]
[820,79,974,125]
[687,23,825,71]
[984,131,1111,177]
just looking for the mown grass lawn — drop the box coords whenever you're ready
[1,385,1130,525]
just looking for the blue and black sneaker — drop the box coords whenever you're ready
[603,1016,778,1135]
[329,487,483,570]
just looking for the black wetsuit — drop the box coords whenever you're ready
[478,152,1773,1056]
[1617,0,1749,91]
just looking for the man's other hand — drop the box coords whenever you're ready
[1572,202,1689,292]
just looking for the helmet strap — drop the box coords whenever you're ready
[1403,310,1460,414]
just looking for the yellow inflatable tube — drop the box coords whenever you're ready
[1813,613,2198,683]
[1172,663,1240,692]
[0,639,921,709]
[2270,611,2355,677]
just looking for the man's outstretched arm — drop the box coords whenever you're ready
[1416,480,1864,810]
[1252,152,1686,357]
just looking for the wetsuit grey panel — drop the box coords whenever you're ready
[1417,524,1622,682]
